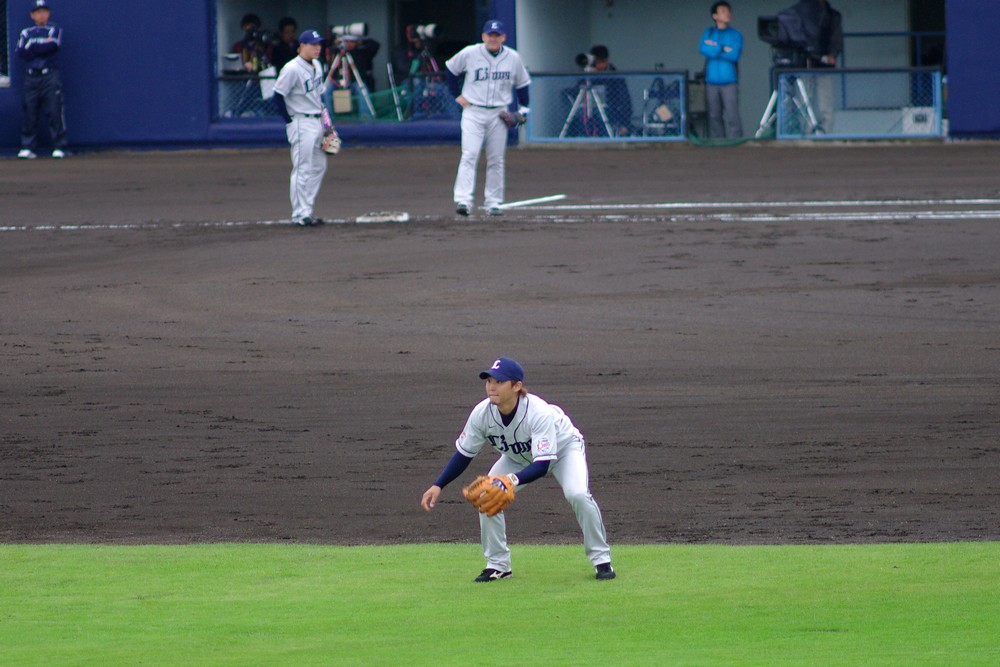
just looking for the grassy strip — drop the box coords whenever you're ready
[1,543,997,666]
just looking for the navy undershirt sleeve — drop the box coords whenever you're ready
[515,85,530,108]
[446,70,464,99]
[434,451,474,488]
[513,459,549,485]
[273,93,292,123]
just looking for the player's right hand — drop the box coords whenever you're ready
[456,95,470,109]
[421,485,441,512]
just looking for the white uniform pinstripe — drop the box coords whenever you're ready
[446,44,530,210]
[274,55,327,222]
[457,393,612,572]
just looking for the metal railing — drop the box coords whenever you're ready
[766,67,943,140]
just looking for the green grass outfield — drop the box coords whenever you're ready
[2,543,997,666]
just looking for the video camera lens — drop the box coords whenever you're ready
[575,53,595,68]
[414,24,439,40]
[331,22,367,38]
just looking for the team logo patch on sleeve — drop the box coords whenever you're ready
[536,437,553,456]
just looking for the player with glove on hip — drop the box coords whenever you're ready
[445,20,531,218]
[421,357,615,582]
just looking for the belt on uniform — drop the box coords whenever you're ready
[27,68,53,75]
[472,104,503,109]
[296,113,321,118]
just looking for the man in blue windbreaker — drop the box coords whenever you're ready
[698,2,743,138]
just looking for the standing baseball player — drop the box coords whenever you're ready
[16,0,67,159]
[421,357,615,582]
[273,29,330,226]
[445,20,531,217]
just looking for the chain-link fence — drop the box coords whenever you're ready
[525,72,687,143]
[770,68,943,140]
[218,72,278,118]
[216,72,461,122]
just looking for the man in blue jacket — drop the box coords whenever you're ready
[698,1,743,138]
[16,0,67,159]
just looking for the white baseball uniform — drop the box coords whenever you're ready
[274,55,327,223]
[456,393,612,573]
[445,44,531,211]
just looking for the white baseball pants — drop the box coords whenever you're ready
[286,116,327,222]
[480,448,612,573]
[453,106,508,210]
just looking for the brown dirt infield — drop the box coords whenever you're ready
[2,142,999,546]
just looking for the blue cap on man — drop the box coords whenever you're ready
[32,0,50,10]
[479,357,524,383]
[482,19,505,35]
[299,29,323,45]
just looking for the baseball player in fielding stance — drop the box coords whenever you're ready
[273,29,329,226]
[445,20,531,217]
[421,357,615,582]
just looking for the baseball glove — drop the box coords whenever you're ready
[462,474,517,517]
[499,110,526,129]
[322,129,341,155]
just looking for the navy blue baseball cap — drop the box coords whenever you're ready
[299,29,323,45]
[482,20,505,35]
[480,357,524,383]
[32,0,51,10]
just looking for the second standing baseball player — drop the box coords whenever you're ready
[445,20,531,217]
[273,29,328,226]
[421,357,615,582]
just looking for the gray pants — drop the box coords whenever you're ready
[481,449,612,572]
[706,83,742,138]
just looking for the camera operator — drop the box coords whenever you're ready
[587,45,632,136]
[698,2,743,138]
[792,0,842,132]
[231,13,272,74]
[328,33,380,92]
[226,13,272,117]
[392,24,430,80]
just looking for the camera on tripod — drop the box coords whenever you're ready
[331,22,368,43]
[575,52,596,69]
[413,24,440,41]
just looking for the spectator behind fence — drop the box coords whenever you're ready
[698,1,743,138]
[271,17,299,71]
[16,0,67,159]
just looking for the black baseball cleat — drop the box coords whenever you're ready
[595,563,616,580]
[456,203,470,217]
[486,207,503,217]
[311,217,325,226]
[474,568,512,583]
